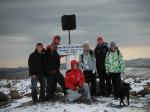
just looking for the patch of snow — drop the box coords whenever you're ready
[1,68,150,112]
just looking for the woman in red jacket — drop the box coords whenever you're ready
[65,60,91,103]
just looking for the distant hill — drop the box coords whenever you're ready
[126,58,150,69]
[0,67,29,79]
[0,67,28,75]
[0,63,66,79]
[0,59,150,79]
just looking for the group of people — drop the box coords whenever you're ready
[28,36,125,104]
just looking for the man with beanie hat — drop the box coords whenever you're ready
[46,35,61,51]
[94,36,112,97]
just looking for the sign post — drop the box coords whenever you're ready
[57,44,83,70]
[57,44,83,56]
[61,14,78,70]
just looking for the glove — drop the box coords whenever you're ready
[106,72,110,75]
[86,66,89,70]
[76,86,80,90]
[92,70,96,74]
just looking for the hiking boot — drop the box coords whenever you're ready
[91,96,98,102]
[85,99,92,105]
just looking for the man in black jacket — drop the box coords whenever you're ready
[28,43,46,103]
[94,37,112,97]
[44,43,66,100]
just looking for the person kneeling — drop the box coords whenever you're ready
[65,60,91,103]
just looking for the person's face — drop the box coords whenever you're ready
[83,44,89,52]
[111,47,116,52]
[36,45,43,53]
[72,64,78,69]
[50,44,55,51]
[97,39,103,45]
[54,38,60,45]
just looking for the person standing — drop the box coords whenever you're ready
[94,37,112,96]
[44,43,66,100]
[105,41,125,99]
[28,43,46,103]
[46,35,61,50]
[79,41,97,97]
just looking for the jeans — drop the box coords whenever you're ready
[66,83,91,102]
[31,76,46,102]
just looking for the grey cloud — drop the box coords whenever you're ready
[0,0,150,67]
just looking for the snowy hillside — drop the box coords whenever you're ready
[0,68,150,112]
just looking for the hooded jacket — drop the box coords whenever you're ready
[28,49,45,77]
[105,49,125,73]
[65,60,85,91]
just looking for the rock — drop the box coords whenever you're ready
[130,91,137,96]
[24,93,31,97]
[0,92,9,107]
[137,90,146,97]
[146,82,150,88]
[134,78,141,83]
[0,92,9,102]
[9,90,21,99]
[144,85,150,94]
[130,88,149,97]
[6,82,11,88]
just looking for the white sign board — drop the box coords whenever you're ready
[57,44,83,55]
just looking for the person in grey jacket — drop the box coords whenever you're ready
[79,41,97,97]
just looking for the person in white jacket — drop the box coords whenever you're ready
[79,41,97,97]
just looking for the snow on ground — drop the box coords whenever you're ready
[125,68,150,79]
[0,95,150,112]
[0,79,31,96]
[0,68,150,112]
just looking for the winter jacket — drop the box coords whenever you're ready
[105,50,125,74]
[28,50,45,77]
[65,60,85,91]
[94,43,109,73]
[79,50,96,71]
[44,49,60,75]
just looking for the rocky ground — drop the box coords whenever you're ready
[0,68,150,112]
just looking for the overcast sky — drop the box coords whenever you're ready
[0,0,150,67]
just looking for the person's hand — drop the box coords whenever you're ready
[86,66,89,70]
[76,86,80,90]
[92,70,96,74]
[31,75,38,79]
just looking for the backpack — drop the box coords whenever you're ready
[107,47,120,57]
[107,47,121,66]
[81,49,94,63]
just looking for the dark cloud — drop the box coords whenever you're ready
[0,0,150,67]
